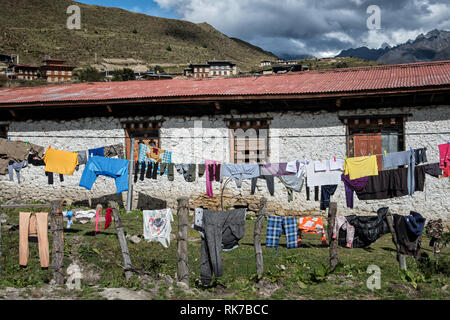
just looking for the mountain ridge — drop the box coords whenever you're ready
[335,29,450,64]
[0,0,278,72]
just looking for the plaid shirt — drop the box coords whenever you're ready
[266,216,298,252]
[138,144,172,175]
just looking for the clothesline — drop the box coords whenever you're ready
[5,131,450,139]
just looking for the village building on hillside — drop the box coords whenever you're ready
[40,59,76,83]
[0,61,449,221]
[184,63,210,78]
[9,64,40,81]
[208,60,237,77]
[184,60,237,78]
[0,53,15,77]
[260,60,272,67]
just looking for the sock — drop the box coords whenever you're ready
[104,208,112,229]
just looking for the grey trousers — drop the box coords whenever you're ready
[200,208,246,286]
[251,175,275,196]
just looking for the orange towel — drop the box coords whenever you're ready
[297,217,327,246]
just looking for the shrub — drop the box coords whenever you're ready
[76,66,105,82]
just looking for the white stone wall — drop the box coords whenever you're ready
[1,105,448,220]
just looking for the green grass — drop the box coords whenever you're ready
[0,206,448,300]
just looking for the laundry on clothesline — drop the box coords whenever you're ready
[266,216,298,254]
[79,156,129,194]
[63,210,74,229]
[19,211,49,269]
[200,208,246,287]
[143,208,174,248]
[221,163,260,188]
[337,207,390,248]
[306,159,343,187]
[382,149,415,195]
[43,148,79,175]
[333,216,355,248]
[176,164,196,182]
[0,138,44,175]
[297,217,327,246]
[344,155,378,180]
[74,209,96,224]
[8,160,28,184]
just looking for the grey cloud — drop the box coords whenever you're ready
[155,0,450,58]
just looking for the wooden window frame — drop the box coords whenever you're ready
[343,116,406,170]
[227,119,270,164]
[123,121,162,162]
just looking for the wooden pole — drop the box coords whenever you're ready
[108,200,133,280]
[50,200,64,285]
[0,215,2,281]
[327,202,338,272]
[126,137,135,212]
[385,210,407,270]
[177,197,189,288]
[254,197,267,278]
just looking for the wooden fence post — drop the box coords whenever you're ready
[108,201,133,280]
[327,202,338,272]
[177,197,189,288]
[254,197,267,278]
[0,215,2,281]
[385,210,407,270]
[50,200,65,285]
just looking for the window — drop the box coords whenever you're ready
[55,71,59,75]
[61,71,65,75]
[124,121,162,162]
[228,119,270,164]
[68,71,72,76]
[199,68,202,72]
[194,68,198,72]
[221,66,225,69]
[46,70,51,75]
[342,116,406,170]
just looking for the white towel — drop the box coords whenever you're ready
[329,158,344,171]
[314,160,327,172]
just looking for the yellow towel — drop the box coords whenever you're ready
[43,148,78,175]
[344,155,378,180]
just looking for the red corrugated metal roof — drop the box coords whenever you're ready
[1,60,449,105]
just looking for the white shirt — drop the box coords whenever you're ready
[306,160,343,187]
[143,209,174,248]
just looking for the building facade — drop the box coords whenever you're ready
[0,61,449,221]
[207,60,237,77]
[185,61,237,78]
[40,59,75,82]
[10,64,39,81]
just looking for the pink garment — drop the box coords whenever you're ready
[333,216,355,248]
[438,143,450,169]
[205,159,219,198]
[95,209,102,235]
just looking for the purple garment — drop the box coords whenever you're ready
[341,174,369,208]
[260,162,299,176]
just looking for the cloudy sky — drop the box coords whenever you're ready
[77,0,450,58]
